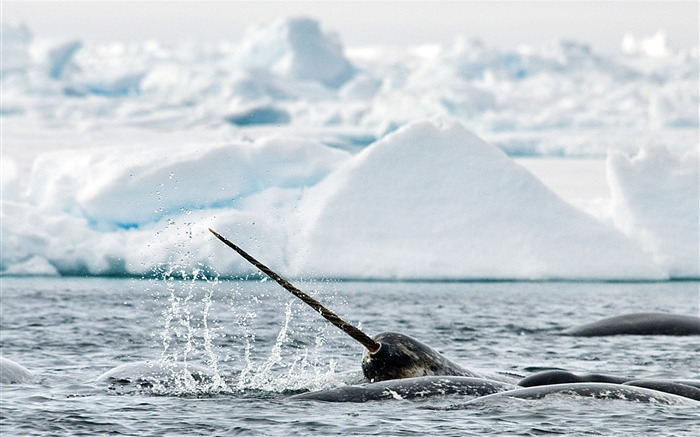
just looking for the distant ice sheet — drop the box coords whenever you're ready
[1,17,697,155]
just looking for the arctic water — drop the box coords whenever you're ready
[1,276,698,436]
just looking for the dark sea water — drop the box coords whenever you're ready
[1,276,699,436]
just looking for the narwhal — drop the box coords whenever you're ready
[209,228,500,383]
[208,229,700,404]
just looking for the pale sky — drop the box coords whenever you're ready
[2,1,698,53]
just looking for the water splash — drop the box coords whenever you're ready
[239,301,294,390]
[235,282,362,393]
[147,260,351,396]
[148,265,230,395]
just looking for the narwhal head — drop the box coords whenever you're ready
[361,332,466,382]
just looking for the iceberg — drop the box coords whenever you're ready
[292,118,666,280]
[608,146,700,278]
[236,17,355,88]
[25,136,349,228]
[0,118,695,280]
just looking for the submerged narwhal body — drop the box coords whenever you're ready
[209,228,476,383]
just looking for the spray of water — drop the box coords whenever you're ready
[141,219,349,396]
[148,263,347,396]
[147,264,230,395]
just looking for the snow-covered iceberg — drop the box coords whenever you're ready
[3,118,694,280]
[608,146,699,278]
[293,119,666,280]
[25,136,348,228]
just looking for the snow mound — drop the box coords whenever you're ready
[293,118,665,280]
[236,17,355,88]
[26,136,349,228]
[608,146,699,278]
[59,41,167,97]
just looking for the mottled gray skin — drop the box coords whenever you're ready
[0,357,33,384]
[623,380,700,401]
[290,376,516,402]
[565,313,700,336]
[464,383,700,406]
[518,370,700,401]
[361,332,487,382]
[518,370,629,387]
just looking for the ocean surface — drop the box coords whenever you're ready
[1,276,699,436]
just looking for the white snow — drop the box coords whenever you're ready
[621,31,672,58]
[292,119,665,280]
[25,136,348,228]
[1,17,697,280]
[608,146,699,278]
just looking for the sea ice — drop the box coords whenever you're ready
[292,118,666,280]
[24,136,348,228]
[608,146,699,278]
[1,18,697,280]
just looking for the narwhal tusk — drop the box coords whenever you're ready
[209,228,381,353]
